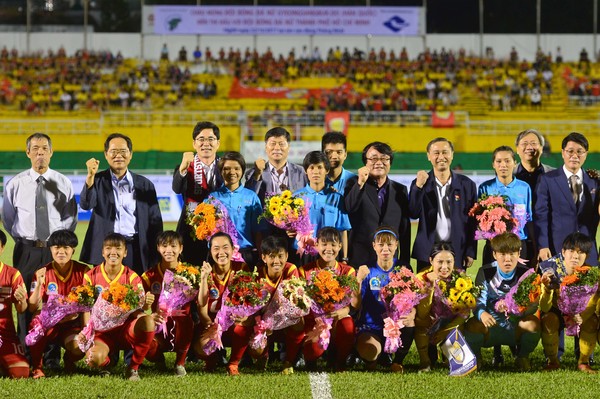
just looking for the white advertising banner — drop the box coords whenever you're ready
[153,6,423,36]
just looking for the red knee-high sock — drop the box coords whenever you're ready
[28,337,48,370]
[334,317,355,367]
[143,338,161,363]
[8,366,30,379]
[285,327,305,364]
[229,324,252,366]
[174,316,194,366]
[303,317,324,362]
[130,331,156,370]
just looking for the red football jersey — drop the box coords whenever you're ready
[300,261,356,279]
[142,263,191,315]
[207,261,246,316]
[84,263,143,295]
[257,262,299,296]
[30,260,89,303]
[0,262,26,336]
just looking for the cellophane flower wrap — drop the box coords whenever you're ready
[494,269,541,319]
[305,269,358,350]
[379,267,427,353]
[259,190,317,256]
[155,263,201,336]
[468,194,520,240]
[557,266,600,336]
[429,272,480,340]
[202,271,270,355]
[26,283,96,346]
[77,283,144,353]
[250,276,312,351]
[187,197,244,261]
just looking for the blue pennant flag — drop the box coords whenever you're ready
[440,327,477,376]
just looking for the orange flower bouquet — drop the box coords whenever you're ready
[156,263,201,335]
[26,283,97,346]
[305,269,358,350]
[557,266,600,336]
[495,269,541,318]
[77,283,144,352]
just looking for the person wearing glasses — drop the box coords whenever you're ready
[80,133,163,275]
[244,127,308,204]
[408,137,478,272]
[345,142,411,268]
[173,121,223,266]
[535,132,599,266]
[514,129,554,269]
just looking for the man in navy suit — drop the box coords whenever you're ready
[409,137,478,272]
[345,142,411,268]
[535,132,599,265]
[244,126,308,203]
[80,133,163,275]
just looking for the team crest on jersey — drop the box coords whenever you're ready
[47,282,58,294]
[95,285,104,295]
[31,281,37,290]
[151,282,162,294]
[209,287,219,299]
[369,277,381,291]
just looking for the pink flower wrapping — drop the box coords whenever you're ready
[558,283,599,336]
[306,294,353,351]
[25,293,91,346]
[76,294,142,353]
[156,269,199,336]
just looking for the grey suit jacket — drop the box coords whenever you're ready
[244,161,308,203]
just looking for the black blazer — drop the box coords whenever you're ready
[408,171,477,267]
[79,169,163,271]
[345,176,411,267]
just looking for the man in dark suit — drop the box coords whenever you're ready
[535,132,599,265]
[409,137,477,272]
[172,121,223,266]
[345,142,410,268]
[80,133,163,275]
[244,127,308,204]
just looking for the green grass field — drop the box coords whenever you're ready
[1,223,599,398]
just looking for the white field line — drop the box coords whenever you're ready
[309,372,333,399]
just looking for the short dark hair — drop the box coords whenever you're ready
[561,132,589,151]
[104,133,133,152]
[426,137,454,153]
[156,230,183,247]
[260,236,288,256]
[429,241,455,261]
[490,232,521,253]
[492,146,516,162]
[362,142,394,165]
[218,151,246,175]
[372,225,399,245]
[515,129,545,148]
[209,232,233,248]
[316,227,342,244]
[264,127,291,143]
[303,151,330,172]
[103,232,127,247]
[26,133,52,151]
[48,229,78,248]
[193,121,220,140]
[562,232,593,255]
[0,229,7,247]
[321,131,347,151]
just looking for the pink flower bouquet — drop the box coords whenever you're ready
[468,195,520,240]
[155,264,200,336]
[379,267,427,353]
[558,266,600,336]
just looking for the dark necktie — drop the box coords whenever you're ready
[438,184,451,219]
[35,176,50,241]
[201,167,208,190]
[569,175,581,204]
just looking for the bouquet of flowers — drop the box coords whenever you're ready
[155,263,201,336]
[260,190,317,256]
[202,271,270,355]
[77,283,144,353]
[250,276,312,351]
[379,267,427,353]
[187,198,243,261]
[430,272,480,339]
[557,266,600,336]
[468,194,520,240]
[25,283,97,346]
[495,269,541,319]
[305,269,358,350]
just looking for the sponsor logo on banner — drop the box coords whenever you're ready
[384,16,410,33]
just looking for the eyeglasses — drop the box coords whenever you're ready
[195,137,218,144]
[266,141,289,149]
[107,149,130,157]
[519,141,540,148]
[366,156,391,164]
[564,149,587,157]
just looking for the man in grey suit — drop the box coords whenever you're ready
[244,126,308,203]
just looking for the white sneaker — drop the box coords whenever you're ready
[174,365,187,376]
